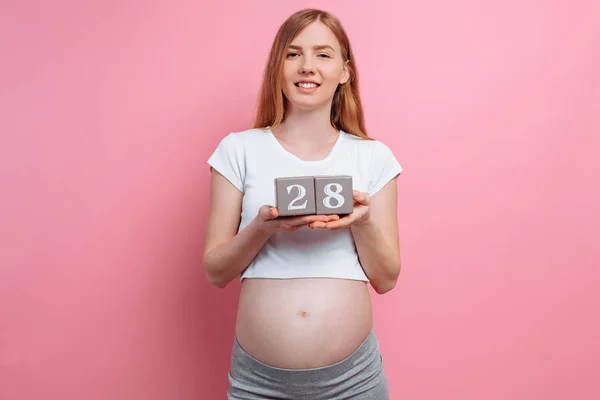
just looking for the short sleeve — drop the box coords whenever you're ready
[368,140,403,196]
[207,133,245,192]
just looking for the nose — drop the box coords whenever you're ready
[299,56,315,75]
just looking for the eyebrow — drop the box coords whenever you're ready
[289,44,336,52]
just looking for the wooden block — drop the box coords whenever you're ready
[314,175,353,215]
[275,176,316,217]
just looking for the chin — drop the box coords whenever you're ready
[285,95,331,111]
[291,100,321,110]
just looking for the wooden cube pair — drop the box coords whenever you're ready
[275,175,353,217]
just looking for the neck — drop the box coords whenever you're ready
[275,101,338,142]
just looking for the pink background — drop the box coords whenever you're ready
[1,1,599,399]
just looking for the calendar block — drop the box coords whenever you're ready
[275,176,316,217]
[314,175,354,215]
[274,175,354,217]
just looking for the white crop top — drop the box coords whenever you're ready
[207,127,403,282]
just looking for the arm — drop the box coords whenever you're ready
[350,179,401,294]
[203,169,339,288]
[308,178,401,294]
[203,169,270,288]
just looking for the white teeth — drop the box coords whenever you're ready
[297,83,318,88]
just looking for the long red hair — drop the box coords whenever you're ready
[252,9,372,140]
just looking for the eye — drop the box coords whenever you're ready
[286,52,300,58]
[318,53,332,58]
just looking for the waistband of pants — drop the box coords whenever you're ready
[231,328,379,384]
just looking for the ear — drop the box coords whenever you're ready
[340,61,351,85]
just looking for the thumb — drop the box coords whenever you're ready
[259,205,278,221]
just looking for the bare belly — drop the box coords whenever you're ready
[234,278,373,369]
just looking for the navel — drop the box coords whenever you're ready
[298,310,308,317]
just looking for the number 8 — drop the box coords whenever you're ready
[323,183,345,209]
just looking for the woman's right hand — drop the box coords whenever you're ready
[255,205,340,235]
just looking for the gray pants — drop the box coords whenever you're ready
[227,328,389,399]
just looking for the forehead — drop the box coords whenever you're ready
[290,21,341,50]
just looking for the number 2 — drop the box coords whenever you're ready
[287,184,307,210]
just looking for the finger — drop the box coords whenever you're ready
[265,207,278,219]
[310,213,353,229]
[295,213,339,223]
[308,216,339,229]
[309,221,327,229]
[352,190,364,198]
[308,214,342,228]
[323,215,355,230]
[259,205,278,220]
[353,190,368,202]
[353,191,369,206]
[287,215,330,227]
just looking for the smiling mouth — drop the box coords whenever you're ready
[295,82,320,89]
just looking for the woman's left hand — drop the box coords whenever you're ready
[309,190,371,230]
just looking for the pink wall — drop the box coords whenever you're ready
[1,1,599,399]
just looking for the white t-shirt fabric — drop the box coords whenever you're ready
[207,127,403,282]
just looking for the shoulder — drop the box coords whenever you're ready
[224,127,270,144]
[209,127,270,156]
[208,128,271,192]
[341,131,403,195]
[341,131,396,157]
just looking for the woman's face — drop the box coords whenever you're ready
[281,21,350,111]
